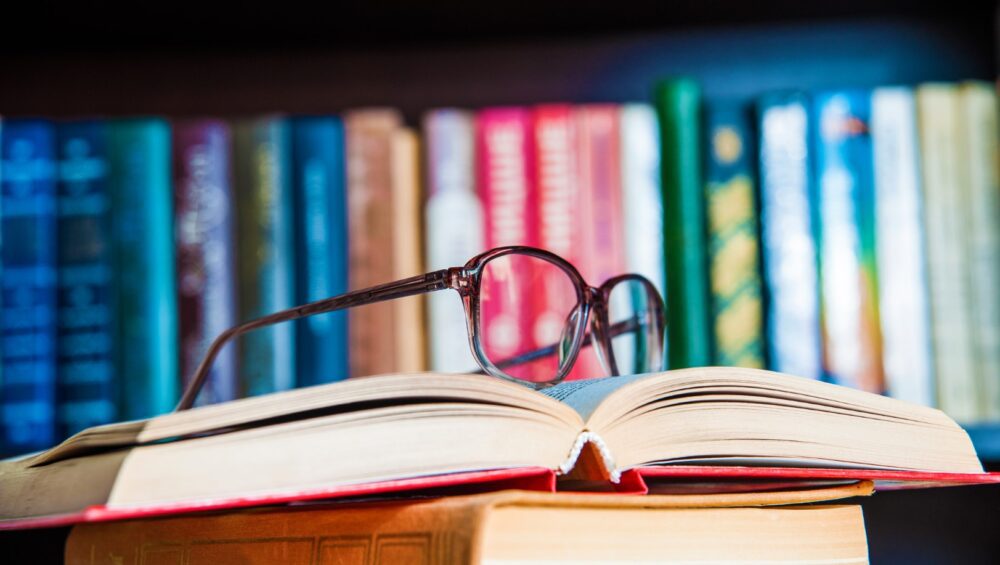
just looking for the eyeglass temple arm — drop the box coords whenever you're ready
[486,316,644,373]
[175,269,454,412]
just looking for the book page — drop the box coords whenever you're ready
[541,373,651,421]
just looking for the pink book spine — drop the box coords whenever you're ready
[475,108,539,366]
[574,105,626,378]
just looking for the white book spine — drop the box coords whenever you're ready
[916,85,978,423]
[959,82,1000,421]
[620,104,665,299]
[871,88,935,407]
[423,110,485,373]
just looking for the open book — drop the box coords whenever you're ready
[2,367,997,528]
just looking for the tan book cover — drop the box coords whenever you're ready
[345,109,403,378]
[391,127,428,373]
[65,487,872,565]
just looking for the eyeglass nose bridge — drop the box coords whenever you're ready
[583,285,621,377]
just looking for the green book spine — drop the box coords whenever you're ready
[108,119,178,419]
[655,79,711,368]
[233,117,295,397]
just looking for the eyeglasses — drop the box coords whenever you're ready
[176,246,667,411]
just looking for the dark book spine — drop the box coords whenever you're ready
[1,120,58,454]
[55,121,116,438]
[703,102,765,369]
[655,79,712,368]
[291,117,349,387]
[173,120,238,405]
[233,117,295,397]
[108,119,178,420]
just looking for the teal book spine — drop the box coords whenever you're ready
[703,102,765,369]
[812,91,884,394]
[234,117,295,397]
[108,119,178,420]
[291,117,348,387]
[56,120,117,437]
[1,119,58,454]
[655,79,712,368]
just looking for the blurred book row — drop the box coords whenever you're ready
[1,78,998,456]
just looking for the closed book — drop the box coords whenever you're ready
[173,120,238,405]
[55,120,116,438]
[4,367,996,529]
[107,120,177,420]
[620,103,665,300]
[390,127,427,373]
[290,117,349,386]
[233,117,295,396]
[475,108,540,376]
[916,84,977,422]
[64,491,871,565]
[423,109,484,373]
[0,119,58,454]
[703,102,765,369]
[655,79,711,369]
[812,91,884,394]
[756,92,822,380]
[344,109,402,378]
[871,88,935,407]
[958,81,1000,421]
[573,104,626,376]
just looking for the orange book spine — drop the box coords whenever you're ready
[391,128,428,372]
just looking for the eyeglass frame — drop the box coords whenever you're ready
[176,245,667,411]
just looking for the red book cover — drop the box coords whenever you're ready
[573,105,626,378]
[475,108,540,375]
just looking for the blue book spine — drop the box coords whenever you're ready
[234,118,295,397]
[108,119,178,420]
[1,120,58,454]
[291,117,348,386]
[55,121,116,437]
[812,91,885,394]
[756,93,823,380]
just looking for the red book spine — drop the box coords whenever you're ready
[475,108,539,366]
[532,105,588,378]
[574,106,626,378]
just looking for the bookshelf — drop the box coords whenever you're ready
[2,1,999,563]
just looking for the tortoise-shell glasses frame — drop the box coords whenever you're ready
[176,246,666,411]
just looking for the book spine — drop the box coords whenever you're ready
[290,117,349,386]
[390,127,427,373]
[916,84,977,422]
[173,120,238,405]
[344,109,402,378]
[475,108,539,366]
[423,110,484,373]
[871,88,935,406]
[756,92,822,380]
[573,105,626,377]
[703,102,765,369]
[532,105,582,375]
[0,120,58,454]
[619,104,665,300]
[655,79,711,369]
[812,91,884,394]
[233,117,295,396]
[55,121,116,438]
[108,119,178,420]
[958,81,1000,421]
